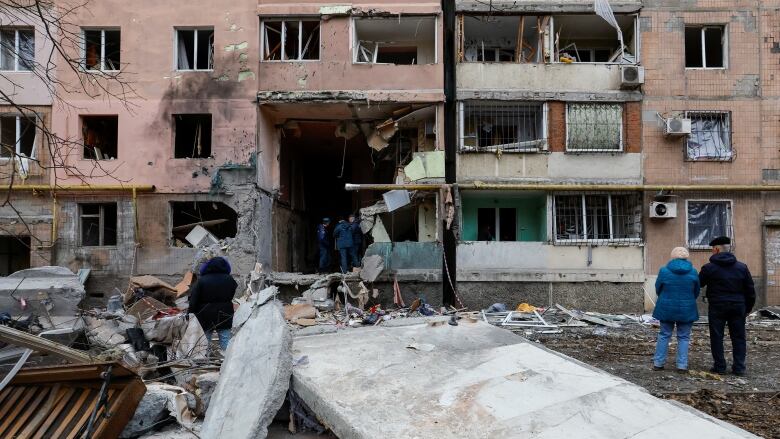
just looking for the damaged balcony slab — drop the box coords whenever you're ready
[291,321,757,438]
[455,0,641,13]
[456,89,643,102]
[257,90,444,104]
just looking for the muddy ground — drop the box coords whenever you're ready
[525,321,780,438]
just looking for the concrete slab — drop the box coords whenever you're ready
[291,321,758,439]
[0,266,86,329]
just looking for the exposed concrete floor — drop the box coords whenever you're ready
[291,319,759,438]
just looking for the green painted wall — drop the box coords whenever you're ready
[461,194,547,241]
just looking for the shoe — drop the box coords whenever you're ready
[652,365,664,371]
[709,367,727,375]
[676,368,689,374]
[732,370,746,377]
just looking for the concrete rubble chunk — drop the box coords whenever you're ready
[284,303,316,322]
[359,255,384,283]
[201,296,292,439]
[0,266,86,330]
[121,383,197,438]
[194,372,220,414]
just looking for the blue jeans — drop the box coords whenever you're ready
[338,248,350,273]
[708,302,747,373]
[318,245,331,272]
[349,246,360,268]
[654,321,693,369]
[205,328,231,351]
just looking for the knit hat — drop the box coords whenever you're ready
[670,247,689,260]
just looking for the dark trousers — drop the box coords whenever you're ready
[708,302,747,373]
[338,248,350,273]
[318,245,331,272]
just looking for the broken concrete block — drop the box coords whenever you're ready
[360,255,385,283]
[371,216,391,242]
[232,285,278,329]
[284,304,316,322]
[194,372,220,414]
[0,266,86,330]
[201,298,292,439]
[121,383,196,438]
[84,316,126,348]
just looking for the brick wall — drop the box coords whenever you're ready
[548,101,566,152]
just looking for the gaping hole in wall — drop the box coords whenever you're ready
[262,19,321,61]
[463,192,546,242]
[685,26,725,69]
[170,201,238,247]
[460,101,546,152]
[81,115,118,160]
[461,15,542,63]
[0,236,30,276]
[176,28,214,70]
[353,16,436,65]
[174,114,212,158]
[553,15,637,63]
[80,203,117,247]
[0,114,36,158]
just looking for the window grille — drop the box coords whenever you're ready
[566,103,622,151]
[553,193,641,244]
[687,200,732,249]
[460,101,546,152]
[685,112,731,161]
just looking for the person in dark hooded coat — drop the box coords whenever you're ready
[188,256,238,351]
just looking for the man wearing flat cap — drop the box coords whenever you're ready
[698,236,756,376]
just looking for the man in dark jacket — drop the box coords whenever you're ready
[348,214,362,268]
[317,218,331,273]
[699,236,755,376]
[188,256,238,351]
[333,216,354,273]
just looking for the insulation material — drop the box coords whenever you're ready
[371,216,391,243]
[403,156,427,181]
[383,190,411,212]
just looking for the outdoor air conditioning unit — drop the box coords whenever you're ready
[650,202,677,219]
[664,117,692,137]
[620,65,645,89]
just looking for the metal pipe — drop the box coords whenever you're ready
[0,184,155,192]
[345,183,780,192]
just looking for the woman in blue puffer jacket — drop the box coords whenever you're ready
[652,247,700,372]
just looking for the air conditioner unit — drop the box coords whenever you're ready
[664,117,692,136]
[650,202,677,219]
[620,65,645,89]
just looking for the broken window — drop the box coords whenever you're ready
[170,201,238,247]
[174,114,212,158]
[82,115,118,160]
[687,201,731,249]
[685,112,731,161]
[0,236,30,276]
[552,15,637,64]
[83,28,121,71]
[477,207,517,241]
[460,101,546,152]
[261,19,320,61]
[0,28,34,71]
[80,203,117,247]
[353,16,436,65]
[0,114,36,158]
[685,25,725,68]
[176,28,214,70]
[566,103,622,152]
[461,15,542,63]
[554,194,641,243]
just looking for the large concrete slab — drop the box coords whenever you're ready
[291,320,758,439]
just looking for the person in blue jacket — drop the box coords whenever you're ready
[317,218,331,273]
[333,216,354,273]
[348,213,362,269]
[652,246,700,372]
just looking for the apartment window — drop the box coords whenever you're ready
[174,114,212,158]
[685,112,731,161]
[460,102,546,152]
[176,28,214,70]
[0,28,34,71]
[462,15,543,63]
[566,103,622,152]
[685,25,725,68]
[82,116,118,160]
[687,200,732,249]
[84,29,121,71]
[0,115,36,158]
[262,20,320,61]
[477,208,517,241]
[554,194,641,243]
[80,203,118,247]
[353,17,437,65]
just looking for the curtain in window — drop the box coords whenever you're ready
[18,30,34,70]
[688,202,730,247]
[568,103,621,150]
[177,36,191,70]
[687,114,730,160]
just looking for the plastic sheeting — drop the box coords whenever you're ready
[687,201,731,247]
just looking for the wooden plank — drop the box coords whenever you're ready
[4,386,50,438]
[80,388,116,439]
[49,389,92,439]
[11,363,137,385]
[0,386,13,406]
[65,390,101,439]
[515,16,525,62]
[0,386,38,437]
[0,325,92,364]
[19,385,64,438]
[32,387,75,439]
[92,379,147,439]
[0,387,26,420]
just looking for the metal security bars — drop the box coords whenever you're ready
[459,101,547,152]
[553,193,641,244]
[566,103,622,151]
[685,112,732,161]
[686,200,732,249]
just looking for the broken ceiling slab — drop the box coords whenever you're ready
[404,151,445,181]
[0,266,86,330]
[291,321,758,438]
[455,0,641,13]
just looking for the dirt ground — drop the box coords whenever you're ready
[525,321,780,438]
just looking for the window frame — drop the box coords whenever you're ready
[476,207,519,242]
[684,24,728,70]
[0,113,37,160]
[0,28,34,72]
[260,19,321,62]
[351,16,439,65]
[565,102,624,153]
[458,101,548,153]
[79,203,118,247]
[174,27,214,72]
[685,199,733,250]
[552,193,642,245]
[82,28,121,72]
[684,110,732,162]
[173,113,213,159]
